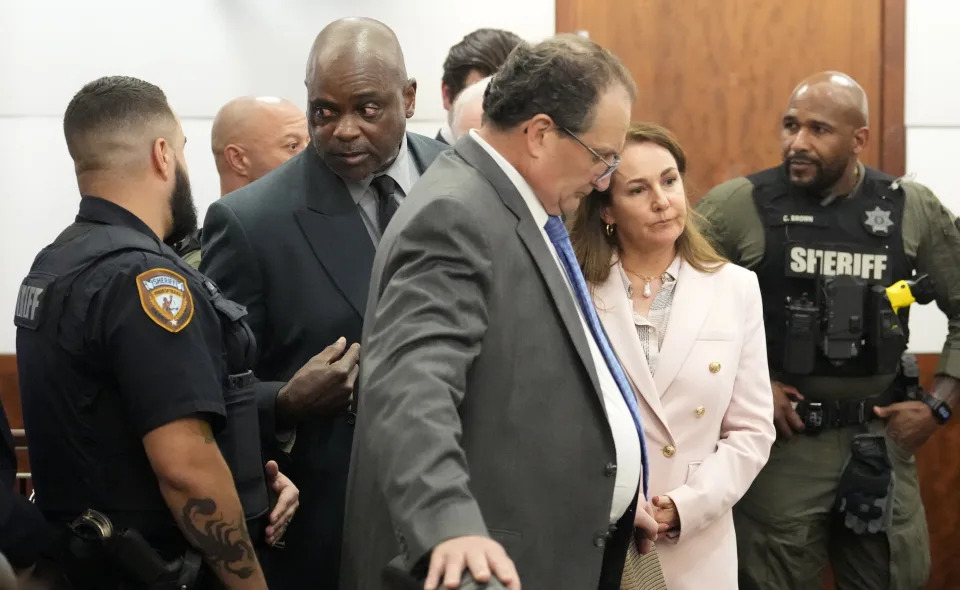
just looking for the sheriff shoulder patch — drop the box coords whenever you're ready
[135,268,194,333]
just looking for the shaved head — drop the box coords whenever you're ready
[781,71,870,195]
[304,17,416,181]
[789,71,868,128]
[211,96,308,195]
[305,17,407,87]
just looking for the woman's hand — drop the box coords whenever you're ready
[651,495,680,541]
[634,499,669,553]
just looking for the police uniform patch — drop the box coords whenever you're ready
[135,268,194,333]
[863,206,895,236]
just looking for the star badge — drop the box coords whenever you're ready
[863,206,894,236]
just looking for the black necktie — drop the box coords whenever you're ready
[372,175,399,234]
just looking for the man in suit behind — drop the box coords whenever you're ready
[200,17,445,589]
[342,35,660,590]
[436,28,523,145]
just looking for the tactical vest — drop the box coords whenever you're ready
[14,222,268,529]
[749,165,913,379]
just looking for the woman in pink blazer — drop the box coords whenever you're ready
[570,123,776,590]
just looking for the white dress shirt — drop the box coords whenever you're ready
[469,130,642,523]
[346,134,420,244]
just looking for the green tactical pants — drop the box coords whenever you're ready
[734,420,930,590]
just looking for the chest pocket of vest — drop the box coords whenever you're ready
[14,272,57,331]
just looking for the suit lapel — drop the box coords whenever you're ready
[456,137,604,400]
[594,265,672,437]
[294,148,375,317]
[653,260,713,397]
[407,132,445,173]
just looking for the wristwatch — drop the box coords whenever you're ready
[921,392,952,424]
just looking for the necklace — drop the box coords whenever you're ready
[623,267,668,299]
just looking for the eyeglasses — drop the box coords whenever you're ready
[560,126,621,183]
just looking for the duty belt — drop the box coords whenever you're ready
[796,387,900,434]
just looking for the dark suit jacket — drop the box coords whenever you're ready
[434,129,449,145]
[341,136,634,590]
[200,133,445,589]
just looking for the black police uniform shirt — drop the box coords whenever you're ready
[15,197,227,535]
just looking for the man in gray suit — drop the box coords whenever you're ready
[342,35,660,590]
[200,18,446,590]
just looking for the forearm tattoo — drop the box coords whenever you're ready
[181,497,256,578]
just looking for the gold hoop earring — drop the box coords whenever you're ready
[605,223,615,236]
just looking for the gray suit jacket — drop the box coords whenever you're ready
[341,136,634,590]
[200,132,445,589]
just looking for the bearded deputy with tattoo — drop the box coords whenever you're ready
[10,76,336,589]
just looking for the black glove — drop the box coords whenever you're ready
[835,434,894,534]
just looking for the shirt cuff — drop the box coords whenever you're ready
[254,381,287,449]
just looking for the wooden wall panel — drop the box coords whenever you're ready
[880,0,906,177]
[557,0,885,199]
[0,354,20,429]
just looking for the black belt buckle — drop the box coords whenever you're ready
[804,402,824,434]
[227,370,255,390]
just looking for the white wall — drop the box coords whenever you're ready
[904,0,960,353]
[0,0,554,352]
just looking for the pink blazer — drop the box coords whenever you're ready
[593,258,775,590]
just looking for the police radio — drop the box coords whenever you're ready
[783,294,819,374]
[820,276,865,363]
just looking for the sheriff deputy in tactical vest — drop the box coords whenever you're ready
[12,76,352,589]
[697,71,960,590]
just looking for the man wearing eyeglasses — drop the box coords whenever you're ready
[341,34,660,590]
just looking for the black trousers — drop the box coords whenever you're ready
[597,493,639,590]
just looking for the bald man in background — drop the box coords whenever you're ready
[698,71,960,589]
[200,18,444,588]
[174,96,307,267]
[449,75,490,142]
